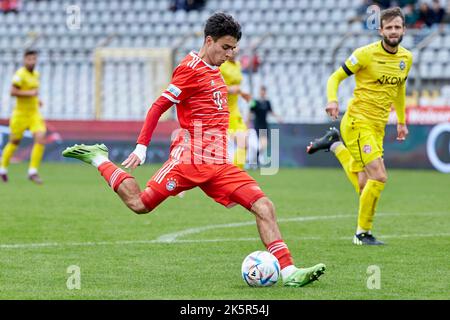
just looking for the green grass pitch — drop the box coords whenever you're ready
[0,163,449,299]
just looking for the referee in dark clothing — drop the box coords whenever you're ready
[249,86,283,166]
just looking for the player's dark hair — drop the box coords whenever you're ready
[24,49,38,57]
[380,7,405,28]
[204,12,242,41]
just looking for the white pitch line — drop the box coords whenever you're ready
[1,233,449,250]
[0,213,448,250]
[156,214,356,243]
[156,213,405,243]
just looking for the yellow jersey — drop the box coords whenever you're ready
[220,60,243,118]
[12,67,40,114]
[332,41,413,127]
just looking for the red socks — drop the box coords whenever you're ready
[98,162,133,192]
[266,239,294,270]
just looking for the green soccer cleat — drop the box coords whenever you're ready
[62,143,108,164]
[283,263,326,287]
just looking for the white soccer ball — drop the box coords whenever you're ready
[241,250,280,287]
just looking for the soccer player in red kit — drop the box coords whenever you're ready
[62,12,325,287]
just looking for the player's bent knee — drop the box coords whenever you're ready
[251,197,276,220]
[33,132,46,144]
[230,184,266,211]
[35,137,46,145]
[372,173,387,183]
[10,139,21,145]
[138,187,166,214]
[127,198,150,214]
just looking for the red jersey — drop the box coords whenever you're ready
[137,52,230,164]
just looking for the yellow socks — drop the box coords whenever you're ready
[233,146,246,169]
[29,143,45,172]
[1,142,18,169]
[357,179,385,231]
[334,144,360,194]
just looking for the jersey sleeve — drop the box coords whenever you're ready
[393,53,413,124]
[406,52,413,75]
[12,70,23,88]
[342,46,370,75]
[161,65,198,105]
[136,65,198,146]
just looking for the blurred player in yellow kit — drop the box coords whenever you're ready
[220,46,251,169]
[0,49,46,184]
[307,8,413,245]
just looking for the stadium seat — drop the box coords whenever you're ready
[0,0,446,121]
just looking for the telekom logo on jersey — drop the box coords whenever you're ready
[212,91,224,110]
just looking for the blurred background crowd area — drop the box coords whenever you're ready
[0,0,449,124]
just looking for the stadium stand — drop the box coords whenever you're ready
[0,0,449,123]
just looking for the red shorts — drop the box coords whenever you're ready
[145,160,265,210]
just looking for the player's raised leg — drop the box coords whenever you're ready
[62,143,164,214]
[307,127,360,194]
[250,197,326,287]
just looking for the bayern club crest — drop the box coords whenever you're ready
[363,144,372,154]
[399,60,406,70]
[166,178,177,191]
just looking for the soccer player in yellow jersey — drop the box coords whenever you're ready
[0,50,46,184]
[220,46,251,169]
[307,7,413,245]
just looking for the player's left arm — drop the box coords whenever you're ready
[326,47,369,120]
[393,54,413,141]
[122,65,196,169]
[122,96,174,169]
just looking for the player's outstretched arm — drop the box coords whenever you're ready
[122,95,174,170]
[326,68,349,120]
[122,144,147,170]
[10,85,38,97]
[325,101,340,120]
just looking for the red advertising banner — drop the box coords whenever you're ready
[389,106,450,124]
[0,119,180,141]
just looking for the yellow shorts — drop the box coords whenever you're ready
[9,112,46,140]
[228,115,247,134]
[340,112,384,172]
